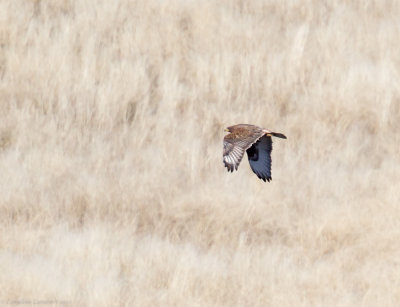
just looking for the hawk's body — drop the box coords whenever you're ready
[223,124,286,182]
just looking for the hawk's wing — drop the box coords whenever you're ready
[246,135,273,182]
[223,131,265,172]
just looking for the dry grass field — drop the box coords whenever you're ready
[1,0,400,305]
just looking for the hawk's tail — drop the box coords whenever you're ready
[271,132,287,139]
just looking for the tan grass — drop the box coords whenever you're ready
[1,0,400,305]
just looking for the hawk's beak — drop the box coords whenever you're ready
[224,128,229,132]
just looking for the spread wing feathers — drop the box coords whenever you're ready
[223,131,266,172]
[223,141,245,172]
[246,135,273,182]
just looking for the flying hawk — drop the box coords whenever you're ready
[223,124,286,182]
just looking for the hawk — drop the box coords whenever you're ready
[223,124,286,182]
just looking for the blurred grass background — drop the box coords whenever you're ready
[0,0,400,305]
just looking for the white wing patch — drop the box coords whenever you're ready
[223,142,245,172]
[247,135,273,182]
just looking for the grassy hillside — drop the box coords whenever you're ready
[1,0,400,305]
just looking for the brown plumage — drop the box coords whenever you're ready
[223,124,286,182]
